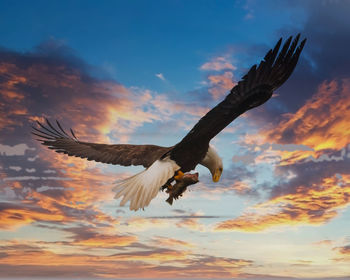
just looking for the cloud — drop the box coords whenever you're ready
[155,73,165,81]
[313,240,333,247]
[151,236,194,248]
[0,238,253,278]
[335,245,350,256]
[0,41,211,232]
[1,42,204,146]
[246,78,350,200]
[198,55,237,100]
[215,174,350,232]
[0,202,72,230]
[121,216,172,231]
[228,181,254,196]
[207,71,236,99]
[119,212,215,233]
[264,79,350,163]
[0,136,119,231]
[243,1,255,20]
[176,217,205,231]
[8,166,22,172]
[110,248,189,262]
[301,1,350,80]
[200,56,236,71]
[232,153,256,165]
[146,214,221,219]
[246,0,350,126]
[195,162,259,198]
[64,225,137,248]
[148,90,209,119]
[0,144,35,156]
[222,71,350,232]
[333,244,350,263]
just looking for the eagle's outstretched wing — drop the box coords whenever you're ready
[171,34,306,158]
[32,120,172,168]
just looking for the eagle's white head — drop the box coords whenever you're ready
[200,145,223,182]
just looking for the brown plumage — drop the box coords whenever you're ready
[32,119,172,168]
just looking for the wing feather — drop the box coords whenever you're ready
[32,119,172,168]
[171,34,306,159]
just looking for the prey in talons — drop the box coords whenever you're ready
[165,172,199,205]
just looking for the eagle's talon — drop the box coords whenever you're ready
[174,170,184,180]
[165,183,173,193]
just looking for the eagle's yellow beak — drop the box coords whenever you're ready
[212,169,222,182]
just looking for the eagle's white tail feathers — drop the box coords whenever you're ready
[113,159,180,211]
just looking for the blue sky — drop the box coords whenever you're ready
[0,0,306,91]
[0,0,349,279]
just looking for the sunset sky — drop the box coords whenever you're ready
[0,0,350,279]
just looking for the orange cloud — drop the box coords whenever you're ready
[313,240,333,246]
[176,217,205,231]
[335,245,350,255]
[0,203,70,230]
[218,80,350,232]
[152,236,195,248]
[0,51,158,231]
[117,216,179,233]
[229,181,253,195]
[262,79,350,165]
[54,224,138,249]
[208,71,236,99]
[2,48,211,233]
[200,56,236,71]
[0,239,252,278]
[34,154,120,223]
[2,47,213,233]
[0,142,120,230]
[112,248,189,262]
[0,63,28,130]
[200,54,237,101]
[74,234,137,248]
[1,53,191,145]
[332,244,350,263]
[215,174,350,232]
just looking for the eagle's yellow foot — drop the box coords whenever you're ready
[174,170,184,180]
[166,183,173,190]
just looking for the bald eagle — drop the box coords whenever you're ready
[33,35,306,211]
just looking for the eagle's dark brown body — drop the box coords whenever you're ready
[169,141,209,173]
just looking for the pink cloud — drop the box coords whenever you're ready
[207,71,236,99]
[200,56,236,71]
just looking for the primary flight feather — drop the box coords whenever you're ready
[33,34,306,211]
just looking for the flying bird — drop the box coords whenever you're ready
[32,35,306,211]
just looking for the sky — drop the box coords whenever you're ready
[0,0,349,279]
